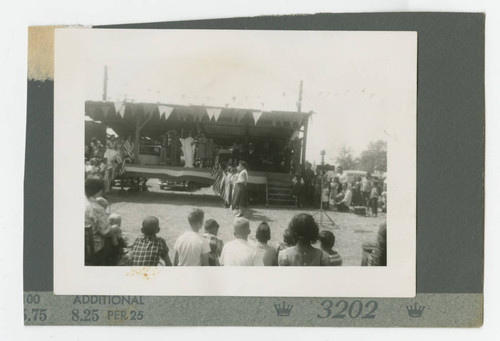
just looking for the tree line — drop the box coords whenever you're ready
[335,140,387,173]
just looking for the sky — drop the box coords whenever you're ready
[84,29,416,163]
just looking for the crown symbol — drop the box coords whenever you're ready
[406,302,425,318]
[274,301,293,317]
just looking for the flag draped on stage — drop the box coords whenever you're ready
[116,136,135,176]
[211,157,226,202]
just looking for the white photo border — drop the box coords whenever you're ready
[54,28,416,297]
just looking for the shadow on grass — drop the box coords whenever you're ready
[106,189,226,208]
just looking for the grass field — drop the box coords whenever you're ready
[107,181,386,266]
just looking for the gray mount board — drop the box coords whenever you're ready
[25,12,484,302]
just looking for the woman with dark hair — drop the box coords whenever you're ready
[232,160,249,217]
[255,222,278,266]
[85,177,112,265]
[278,213,329,266]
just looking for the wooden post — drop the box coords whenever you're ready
[134,113,141,163]
[297,80,309,167]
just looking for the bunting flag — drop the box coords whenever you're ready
[234,110,247,123]
[206,108,222,122]
[251,111,263,125]
[192,109,206,122]
[158,105,174,120]
[113,101,126,118]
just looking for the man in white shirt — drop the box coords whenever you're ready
[220,218,263,266]
[174,208,211,266]
[336,166,348,184]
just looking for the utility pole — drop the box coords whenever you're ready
[298,80,309,168]
[297,80,303,113]
[102,65,108,101]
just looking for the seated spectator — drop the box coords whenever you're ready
[174,208,211,266]
[202,219,224,266]
[334,182,352,212]
[278,213,329,266]
[88,158,102,178]
[318,230,342,266]
[254,222,278,266]
[130,216,171,266]
[368,222,387,266]
[276,228,294,257]
[220,218,263,266]
[85,177,111,266]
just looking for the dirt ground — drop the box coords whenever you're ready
[106,180,386,266]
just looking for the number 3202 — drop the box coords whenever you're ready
[317,300,378,319]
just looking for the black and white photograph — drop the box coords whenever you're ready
[54,28,416,297]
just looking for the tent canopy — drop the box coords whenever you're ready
[85,101,312,140]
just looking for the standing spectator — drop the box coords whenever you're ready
[278,213,329,266]
[174,208,211,266]
[360,173,373,208]
[318,230,342,266]
[336,166,347,184]
[85,177,111,265]
[130,216,172,266]
[369,180,380,217]
[291,174,305,208]
[254,222,278,266]
[220,218,263,266]
[103,142,118,193]
[302,162,315,206]
[380,182,387,213]
[325,164,336,183]
[224,167,235,208]
[202,219,224,266]
[351,177,363,206]
[232,161,249,217]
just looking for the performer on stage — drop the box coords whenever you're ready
[232,161,249,217]
[180,132,195,168]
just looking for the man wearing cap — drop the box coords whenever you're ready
[220,218,264,266]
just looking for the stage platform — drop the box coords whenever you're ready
[121,164,277,185]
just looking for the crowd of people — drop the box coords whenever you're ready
[85,176,386,267]
[84,137,129,194]
[292,163,387,216]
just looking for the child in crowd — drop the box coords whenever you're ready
[130,216,171,266]
[108,213,124,247]
[369,180,380,217]
[255,222,278,266]
[94,197,122,245]
[174,208,211,266]
[318,230,342,266]
[202,219,224,266]
[95,197,110,214]
[88,158,102,178]
[107,213,126,265]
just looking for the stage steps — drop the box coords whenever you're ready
[266,173,296,207]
